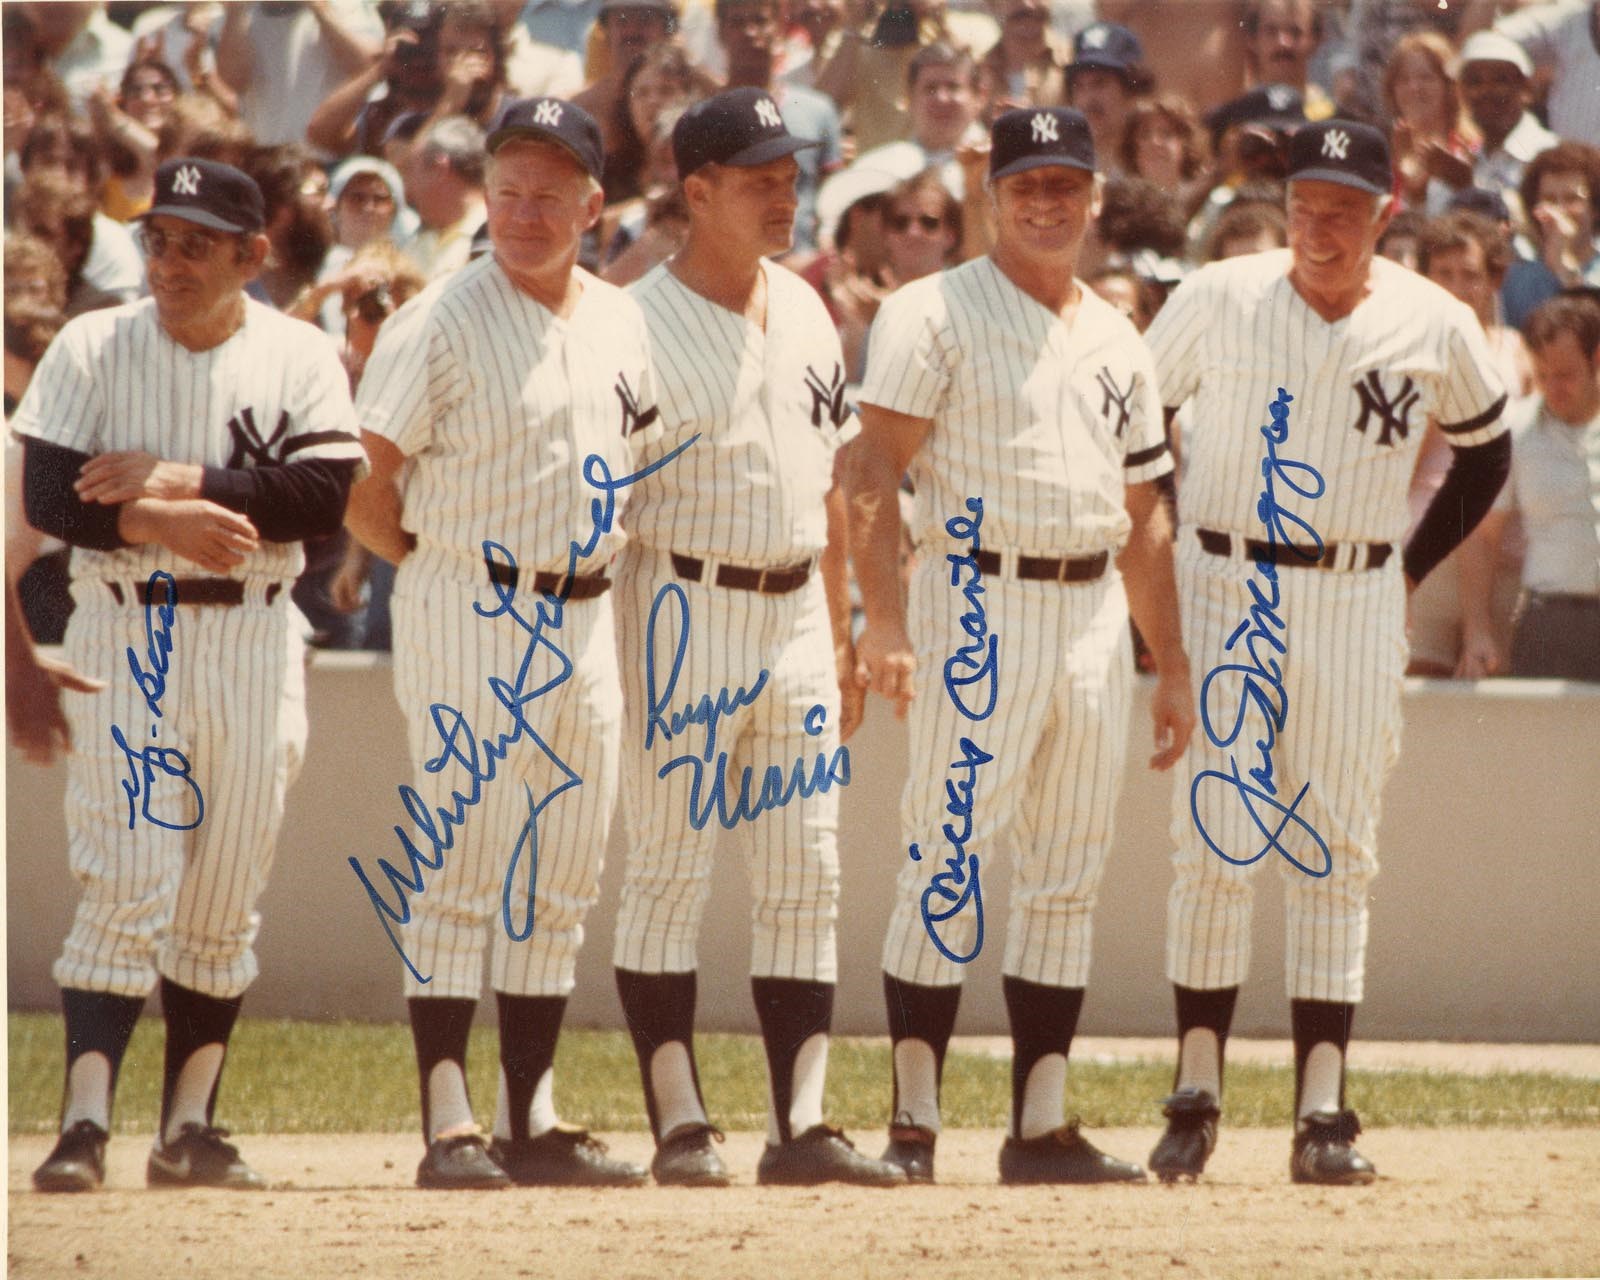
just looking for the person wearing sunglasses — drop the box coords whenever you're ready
[16,156,366,1194]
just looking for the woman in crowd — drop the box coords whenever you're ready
[604,43,698,205]
[1120,95,1212,220]
[87,57,179,221]
[1382,31,1476,212]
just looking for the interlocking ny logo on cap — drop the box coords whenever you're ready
[533,99,562,126]
[1082,24,1108,47]
[754,97,782,129]
[1268,85,1296,110]
[173,164,202,196]
[1321,128,1350,160]
[1031,112,1059,143]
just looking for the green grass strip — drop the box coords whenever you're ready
[9,1013,1596,1135]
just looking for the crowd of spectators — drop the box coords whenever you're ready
[5,0,1599,678]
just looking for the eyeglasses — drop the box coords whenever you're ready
[341,190,396,210]
[138,225,225,262]
[886,212,944,233]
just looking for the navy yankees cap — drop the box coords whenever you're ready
[487,97,605,181]
[141,158,264,234]
[672,87,818,181]
[989,107,1095,180]
[1068,21,1143,80]
[1205,83,1306,145]
[1287,119,1391,196]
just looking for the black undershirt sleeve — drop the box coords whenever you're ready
[21,437,129,551]
[200,458,361,542]
[1401,431,1512,586]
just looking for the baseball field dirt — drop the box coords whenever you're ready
[10,1127,1600,1279]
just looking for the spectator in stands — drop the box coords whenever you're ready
[1383,32,1476,213]
[1065,20,1150,176]
[290,156,414,334]
[1503,143,1600,328]
[1375,206,1426,271]
[307,1,445,159]
[717,0,843,253]
[488,0,585,97]
[603,43,698,204]
[1120,95,1211,220]
[1405,211,1534,677]
[10,176,119,321]
[1080,174,1184,278]
[4,235,68,411]
[778,0,845,91]
[976,0,1067,120]
[401,114,488,279]
[1433,31,1557,217]
[574,0,684,153]
[157,92,256,170]
[1240,0,1330,117]
[1459,295,1600,681]
[217,0,384,154]
[1495,0,1600,150]
[86,58,181,222]
[245,144,337,310]
[19,0,133,112]
[1203,197,1286,260]
[598,110,690,285]
[1088,261,1158,331]
[1187,86,1301,258]
[387,1,519,172]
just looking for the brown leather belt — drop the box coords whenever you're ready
[972,548,1109,583]
[670,552,813,594]
[485,557,610,600]
[1196,528,1392,572]
[105,579,280,606]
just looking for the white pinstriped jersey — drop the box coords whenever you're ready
[623,260,857,564]
[860,257,1173,556]
[357,255,661,578]
[10,298,363,585]
[1145,250,1509,544]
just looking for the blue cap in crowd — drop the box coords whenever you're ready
[989,107,1096,181]
[1068,22,1144,83]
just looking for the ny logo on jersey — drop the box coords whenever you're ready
[803,362,847,430]
[225,406,291,468]
[533,99,562,126]
[614,373,659,439]
[1031,112,1058,143]
[754,97,783,129]
[1321,128,1350,160]
[173,164,202,196]
[1351,371,1420,447]
[1095,366,1134,439]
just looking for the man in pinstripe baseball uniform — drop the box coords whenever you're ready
[1142,120,1509,1185]
[847,107,1195,1185]
[346,99,655,1190]
[15,158,366,1192]
[613,88,903,1188]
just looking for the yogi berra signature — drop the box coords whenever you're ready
[110,571,205,831]
[911,498,995,964]
[348,436,700,984]
[643,582,850,832]
[1188,387,1332,878]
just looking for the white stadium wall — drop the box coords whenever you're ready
[8,654,1598,1041]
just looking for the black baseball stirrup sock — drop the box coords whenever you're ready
[751,976,833,1143]
[1291,998,1355,1112]
[1003,976,1084,1139]
[407,995,478,1139]
[1173,983,1240,1093]
[495,992,568,1143]
[882,973,962,1122]
[615,968,701,1141]
[60,988,144,1125]
[158,978,243,1134]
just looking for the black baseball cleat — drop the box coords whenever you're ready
[1290,1110,1377,1185]
[651,1122,731,1187]
[999,1121,1148,1185]
[880,1117,936,1183]
[147,1123,266,1190]
[489,1124,648,1187]
[33,1119,109,1192]
[1149,1087,1221,1183]
[757,1124,907,1186]
[416,1131,512,1189]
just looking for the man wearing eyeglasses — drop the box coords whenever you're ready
[13,156,366,1193]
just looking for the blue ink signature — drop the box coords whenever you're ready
[111,571,204,831]
[347,436,700,983]
[1188,388,1332,878]
[911,498,994,962]
[645,580,849,831]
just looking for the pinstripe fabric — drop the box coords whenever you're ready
[357,258,659,1000]
[612,260,853,982]
[1146,250,1509,1003]
[13,298,358,1001]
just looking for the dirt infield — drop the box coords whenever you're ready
[9,1128,1600,1280]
